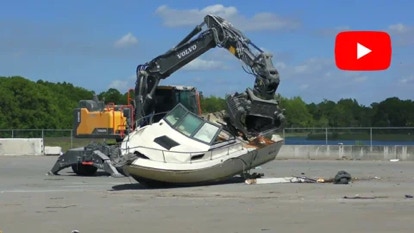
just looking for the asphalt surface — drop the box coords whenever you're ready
[1,155,414,233]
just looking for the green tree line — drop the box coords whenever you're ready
[1,76,413,129]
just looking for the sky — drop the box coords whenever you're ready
[1,0,413,106]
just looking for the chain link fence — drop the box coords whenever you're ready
[1,127,414,152]
[283,127,414,146]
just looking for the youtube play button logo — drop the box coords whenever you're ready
[335,31,392,71]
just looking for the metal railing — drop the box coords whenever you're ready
[282,127,414,146]
[121,142,244,164]
[1,127,414,150]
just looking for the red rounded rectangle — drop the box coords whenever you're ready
[335,31,392,71]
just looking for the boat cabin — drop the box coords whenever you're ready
[163,104,231,145]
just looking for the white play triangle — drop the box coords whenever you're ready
[357,42,371,59]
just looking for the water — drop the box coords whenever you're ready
[285,137,414,146]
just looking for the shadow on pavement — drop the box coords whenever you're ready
[110,176,246,190]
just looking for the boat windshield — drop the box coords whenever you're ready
[164,104,220,144]
[165,104,187,125]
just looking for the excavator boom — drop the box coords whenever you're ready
[135,14,285,138]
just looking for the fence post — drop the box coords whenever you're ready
[70,130,73,149]
[11,130,14,138]
[370,127,373,149]
[41,129,44,141]
[325,128,328,145]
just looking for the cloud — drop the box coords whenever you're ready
[388,23,412,34]
[386,23,414,46]
[108,75,136,92]
[299,84,309,90]
[155,4,300,31]
[106,58,226,93]
[182,58,227,71]
[290,57,332,74]
[317,23,414,47]
[0,20,142,60]
[114,33,138,48]
[398,75,414,85]
[275,57,377,104]
[155,4,237,27]
[275,61,287,70]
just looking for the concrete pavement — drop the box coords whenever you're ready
[1,156,414,233]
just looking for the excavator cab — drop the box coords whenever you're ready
[152,85,201,122]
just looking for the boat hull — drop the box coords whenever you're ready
[125,139,284,185]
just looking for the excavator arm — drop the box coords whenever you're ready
[135,14,285,138]
[134,26,217,123]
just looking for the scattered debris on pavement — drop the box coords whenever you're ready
[245,176,316,184]
[245,170,352,185]
[343,195,389,199]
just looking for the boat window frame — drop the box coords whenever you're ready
[163,104,222,145]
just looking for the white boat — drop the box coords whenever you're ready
[119,104,284,185]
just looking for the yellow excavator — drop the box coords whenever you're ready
[73,85,202,142]
[73,94,133,141]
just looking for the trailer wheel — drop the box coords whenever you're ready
[71,163,98,176]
